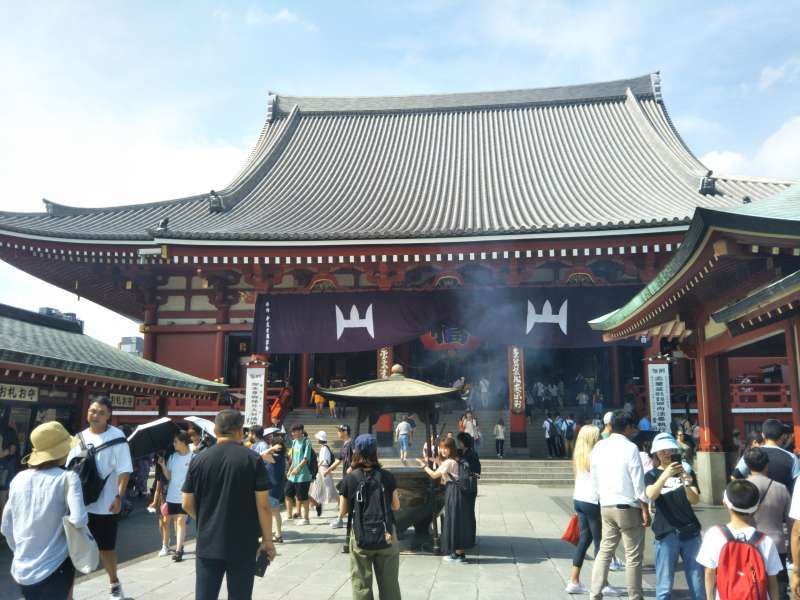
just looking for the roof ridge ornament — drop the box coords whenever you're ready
[699,171,717,196]
[154,217,170,234]
[266,93,277,123]
[651,72,663,102]
[208,190,227,213]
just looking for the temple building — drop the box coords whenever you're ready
[0,73,794,451]
[591,185,799,500]
[0,303,224,454]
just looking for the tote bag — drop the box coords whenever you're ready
[561,513,580,546]
[62,472,100,574]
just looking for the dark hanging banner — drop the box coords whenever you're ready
[252,286,641,355]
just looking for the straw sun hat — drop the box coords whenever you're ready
[22,421,78,466]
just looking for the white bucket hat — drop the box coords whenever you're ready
[651,432,680,454]
[315,430,328,442]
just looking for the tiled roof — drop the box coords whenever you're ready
[0,74,793,244]
[0,304,226,392]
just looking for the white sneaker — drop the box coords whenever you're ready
[564,582,588,594]
[109,583,124,599]
[601,585,621,596]
[158,545,170,557]
[330,517,345,529]
[609,557,624,571]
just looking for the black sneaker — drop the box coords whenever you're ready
[316,504,323,517]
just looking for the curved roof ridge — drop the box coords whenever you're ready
[29,194,206,217]
[714,173,799,185]
[621,89,704,190]
[218,104,301,205]
[272,74,656,114]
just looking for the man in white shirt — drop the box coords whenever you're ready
[395,416,413,463]
[66,398,132,600]
[589,410,650,600]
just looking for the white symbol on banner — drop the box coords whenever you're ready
[526,300,568,335]
[335,304,375,340]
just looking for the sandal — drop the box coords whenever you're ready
[172,549,184,563]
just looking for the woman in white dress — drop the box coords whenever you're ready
[309,431,337,518]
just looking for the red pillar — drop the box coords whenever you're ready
[508,346,527,448]
[696,326,724,452]
[609,345,621,407]
[298,353,311,408]
[785,317,800,444]
[213,304,230,381]
[142,305,157,361]
[376,347,394,446]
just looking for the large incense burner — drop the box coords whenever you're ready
[318,365,463,553]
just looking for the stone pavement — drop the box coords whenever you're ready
[11,484,726,599]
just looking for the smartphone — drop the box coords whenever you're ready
[670,453,682,464]
[254,550,269,577]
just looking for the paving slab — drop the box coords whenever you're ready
[0,484,728,599]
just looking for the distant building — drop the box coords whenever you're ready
[38,307,84,331]
[118,336,144,357]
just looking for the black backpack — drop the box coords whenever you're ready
[454,459,478,497]
[67,433,128,505]
[306,441,319,479]
[351,469,391,550]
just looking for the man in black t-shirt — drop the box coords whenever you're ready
[182,410,276,600]
[644,432,704,600]
[734,419,800,492]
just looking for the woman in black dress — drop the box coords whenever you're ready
[418,437,476,563]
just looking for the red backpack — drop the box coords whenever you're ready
[715,526,768,600]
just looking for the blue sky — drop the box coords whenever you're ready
[0,1,798,346]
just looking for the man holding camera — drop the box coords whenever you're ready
[644,432,704,600]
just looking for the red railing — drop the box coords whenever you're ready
[627,383,792,414]
[730,383,790,408]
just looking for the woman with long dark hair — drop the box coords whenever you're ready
[418,437,476,563]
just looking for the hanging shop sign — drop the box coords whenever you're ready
[0,384,38,403]
[244,367,266,427]
[253,286,641,354]
[110,394,135,409]
[648,363,672,432]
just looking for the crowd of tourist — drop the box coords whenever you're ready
[0,399,486,600]
[566,409,800,600]
[8,395,800,600]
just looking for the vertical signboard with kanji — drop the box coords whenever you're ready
[648,363,672,432]
[508,346,525,415]
[244,366,266,427]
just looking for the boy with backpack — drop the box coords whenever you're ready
[696,479,781,600]
[339,434,400,600]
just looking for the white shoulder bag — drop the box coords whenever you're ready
[62,472,100,574]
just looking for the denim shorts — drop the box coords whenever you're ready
[399,434,410,452]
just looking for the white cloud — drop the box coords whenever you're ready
[701,116,800,181]
[212,8,230,22]
[0,52,250,347]
[758,56,800,90]
[244,7,317,32]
